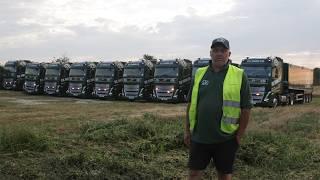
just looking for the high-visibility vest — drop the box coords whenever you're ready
[189,64,243,134]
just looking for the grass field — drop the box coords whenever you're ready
[0,88,320,179]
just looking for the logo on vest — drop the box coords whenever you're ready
[201,80,209,86]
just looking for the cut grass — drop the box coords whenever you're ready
[0,91,320,179]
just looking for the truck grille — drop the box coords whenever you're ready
[155,85,175,100]
[44,82,57,95]
[94,83,110,97]
[69,83,82,96]
[251,86,265,104]
[3,78,14,89]
[124,84,139,99]
[24,81,36,93]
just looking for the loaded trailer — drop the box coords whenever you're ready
[241,57,313,107]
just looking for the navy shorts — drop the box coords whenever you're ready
[188,138,239,174]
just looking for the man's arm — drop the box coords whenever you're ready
[237,72,253,144]
[184,80,193,147]
[185,103,191,132]
[236,108,250,144]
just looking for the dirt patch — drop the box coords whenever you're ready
[10,99,61,105]
[74,99,112,104]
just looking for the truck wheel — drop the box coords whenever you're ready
[289,97,294,106]
[272,98,278,108]
[306,95,310,103]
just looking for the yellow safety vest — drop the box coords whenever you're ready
[189,64,243,134]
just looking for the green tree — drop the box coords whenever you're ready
[143,54,156,61]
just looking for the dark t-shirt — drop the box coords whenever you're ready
[187,63,252,144]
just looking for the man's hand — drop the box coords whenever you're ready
[236,134,241,145]
[184,130,191,148]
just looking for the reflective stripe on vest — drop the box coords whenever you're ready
[188,64,243,134]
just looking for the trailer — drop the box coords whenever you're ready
[241,57,313,107]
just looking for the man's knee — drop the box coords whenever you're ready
[217,171,232,180]
[188,170,202,180]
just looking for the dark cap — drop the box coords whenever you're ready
[210,37,230,49]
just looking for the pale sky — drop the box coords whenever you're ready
[0,0,319,68]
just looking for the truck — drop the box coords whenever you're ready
[154,59,192,102]
[67,62,97,98]
[2,60,31,90]
[241,57,313,107]
[192,58,211,78]
[23,62,48,94]
[93,61,125,99]
[44,62,72,96]
[123,59,156,101]
[0,65,5,89]
[192,58,239,78]
[314,68,320,86]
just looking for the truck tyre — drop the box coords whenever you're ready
[306,95,310,103]
[272,98,278,108]
[289,97,294,106]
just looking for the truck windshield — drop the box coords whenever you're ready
[25,67,40,75]
[69,68,85,77]
[242,66,271,77]
[46,68,60,76]
[124,67,142,77]
[192,67,202,76]
[155,67,178,77]
[95,68,114,77]
[4,65,16,73]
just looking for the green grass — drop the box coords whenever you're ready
[0,91,320,179]
[0,126,48,153]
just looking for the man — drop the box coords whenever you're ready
[185,37,252,180]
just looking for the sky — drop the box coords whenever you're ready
[0,0,319,68]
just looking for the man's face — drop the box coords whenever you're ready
[210,44,231,68]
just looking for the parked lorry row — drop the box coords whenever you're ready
[1,57,318,105]
[0,59,194,102]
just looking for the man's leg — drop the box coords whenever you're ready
[188,170,203,180]
[217,172,232,180]
[188,141,211,180]
[213,137,239,180]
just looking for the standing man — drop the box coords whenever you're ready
[185,38,252,180]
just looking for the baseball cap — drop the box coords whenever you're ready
[211,37,230,49]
